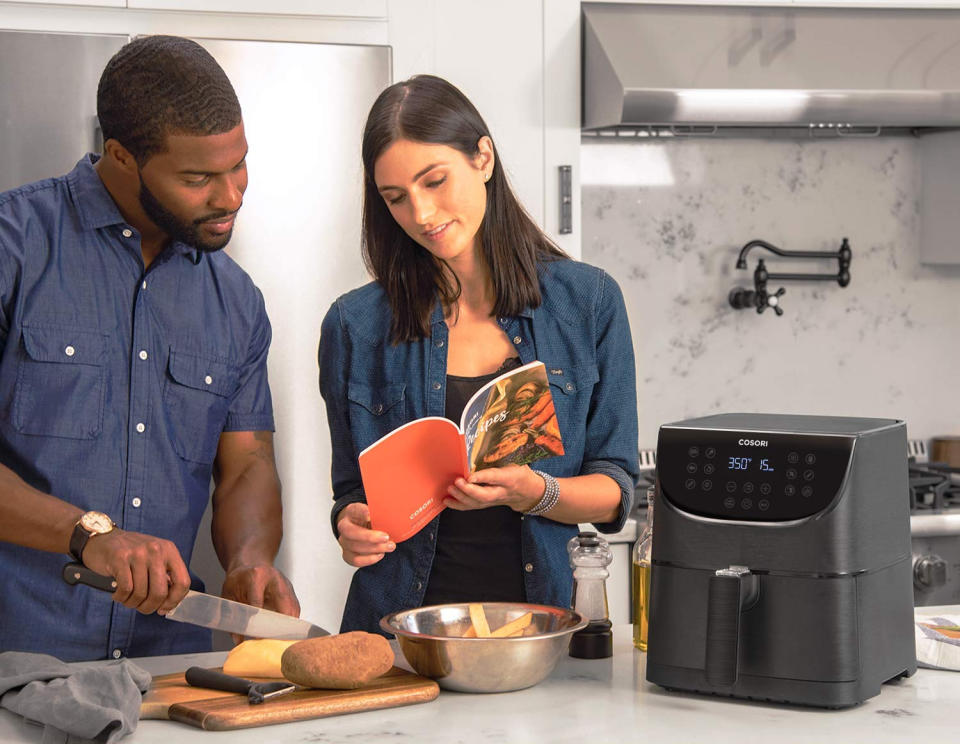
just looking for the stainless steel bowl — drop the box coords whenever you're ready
[380,602,587,693]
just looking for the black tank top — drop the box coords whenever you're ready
[421,356,526,605]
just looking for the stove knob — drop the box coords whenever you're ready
[913,554,948,590]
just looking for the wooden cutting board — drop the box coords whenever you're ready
[141,667,439,730]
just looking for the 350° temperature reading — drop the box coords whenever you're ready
[727,457,775,472]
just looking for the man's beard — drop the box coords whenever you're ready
[138,177,238,254]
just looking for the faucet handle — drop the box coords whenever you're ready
[767,287,785,316]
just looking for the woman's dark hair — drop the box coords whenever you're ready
[97,35,241,165]
[361,74,566,343]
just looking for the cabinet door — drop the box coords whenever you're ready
[126,0,386,16]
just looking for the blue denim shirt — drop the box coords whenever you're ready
[319,258,639,634]
[0,155,275,661]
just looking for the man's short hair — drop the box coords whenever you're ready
[97,35,241,164]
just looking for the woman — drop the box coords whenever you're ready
[319,75,638,634]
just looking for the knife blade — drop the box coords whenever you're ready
[62,562,329,639]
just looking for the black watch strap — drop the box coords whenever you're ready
[69,520,93,563]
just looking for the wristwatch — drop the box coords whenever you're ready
[69,511,116,563]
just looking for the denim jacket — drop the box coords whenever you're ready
[318,258,639,634]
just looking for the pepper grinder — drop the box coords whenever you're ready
[567,531,613,658]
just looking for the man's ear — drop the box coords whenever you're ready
[102,139,139,176]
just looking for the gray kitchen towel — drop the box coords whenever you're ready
[0,652,151,743]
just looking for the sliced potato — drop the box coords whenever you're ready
[490,611,533,638]
[468,603,491,637]
[222,638,298,678]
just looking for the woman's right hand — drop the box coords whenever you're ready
[336,502,395,567]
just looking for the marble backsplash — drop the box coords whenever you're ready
[581,138,960,448]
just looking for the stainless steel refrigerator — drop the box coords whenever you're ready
[0,30,391,638]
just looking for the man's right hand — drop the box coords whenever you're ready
[80,529,191,615]
[336,503,395,568]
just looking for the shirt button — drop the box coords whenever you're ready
[136,422,145,433]
[112,649,122,659]
[64,345,75,357]
[138,350,148,361]
[122,229,133,238]
[513,336,522,344]
[498,317,506,324]
[435,340,444,348]
[132,497,142,508]
[432,381,441,391]
[565,383,574,391]
[141,280,147,290]
[524,563,534,573]
[204,375,213,385]
[373,403,383,414]
[415,581,423,591]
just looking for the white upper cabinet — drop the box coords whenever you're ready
[125,0,386,16]
[8,0,124,7]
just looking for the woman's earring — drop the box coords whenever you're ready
[484,172,490,182]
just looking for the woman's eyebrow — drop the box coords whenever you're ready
[378,163,444,192]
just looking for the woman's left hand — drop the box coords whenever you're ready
[445,465,544,513]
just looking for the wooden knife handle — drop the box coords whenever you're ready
[62,562,118,593]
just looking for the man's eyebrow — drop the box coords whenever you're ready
[178,149,249,176]
[378,162,443,192]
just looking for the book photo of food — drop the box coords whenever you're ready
[467,363,565,472]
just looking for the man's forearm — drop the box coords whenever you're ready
[0,464,82,555]
[211,431,284,572]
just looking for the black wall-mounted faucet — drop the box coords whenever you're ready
[729,238,852,316]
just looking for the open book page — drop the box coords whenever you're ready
[461,360,565,473]
[358,417,466,543]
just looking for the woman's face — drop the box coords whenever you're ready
[373,137,493,266]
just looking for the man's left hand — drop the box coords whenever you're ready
[221,563,301,617]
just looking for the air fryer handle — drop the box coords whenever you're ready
[705,567,759,687]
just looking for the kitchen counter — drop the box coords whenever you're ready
[2,616,958,744]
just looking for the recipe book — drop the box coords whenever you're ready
[358,360,564,543]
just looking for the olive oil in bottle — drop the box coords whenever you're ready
[631,488,654,651]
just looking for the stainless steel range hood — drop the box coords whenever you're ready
[583,3,960,135]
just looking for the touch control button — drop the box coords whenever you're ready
[784,484,797,497]
[685,478,696,490]
[688,447,700,458]
[788,452,800,464]
[725,481,737,493]
[803,470,815,481]
[801,486,814,498]
[701,480,713,491]
[740,498,753,510]
[805,453,817,465]
[786,468,798,480]
[705,447,717,459]
[703,464,715,476]
[724,497,736,509]
[742,482,755,494]
[759,483,772,495]
[758,499,770,511]
[686,462,698,474]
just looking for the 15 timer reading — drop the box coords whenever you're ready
[728,457,775,471]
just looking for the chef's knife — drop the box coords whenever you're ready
[62,562,329,639]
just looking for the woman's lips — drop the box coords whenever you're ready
[423,222,450,241]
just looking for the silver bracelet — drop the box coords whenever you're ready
[526,470,560,516]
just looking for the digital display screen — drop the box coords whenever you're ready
[657,429,853,522]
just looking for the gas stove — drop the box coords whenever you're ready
[909,461,960,606]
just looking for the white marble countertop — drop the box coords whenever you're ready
[2,614,959,744]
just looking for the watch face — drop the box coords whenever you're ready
[80,511,113,534]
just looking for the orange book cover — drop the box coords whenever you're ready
[358,361,564,543]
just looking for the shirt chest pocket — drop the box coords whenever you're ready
[544,362,600,443]
[14,325,107,440]
[163,350,240,464]
[346,381,407,450]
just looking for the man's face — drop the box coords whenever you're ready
[137,123,248,253]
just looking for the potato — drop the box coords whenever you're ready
[281,632,394,689]
[222,638,298,678]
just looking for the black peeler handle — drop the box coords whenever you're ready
[185,666,254,696]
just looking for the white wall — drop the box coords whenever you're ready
[581,137,960,449]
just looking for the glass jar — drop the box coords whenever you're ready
[632,487,654,651]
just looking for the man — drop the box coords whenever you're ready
[0,35,299,661]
